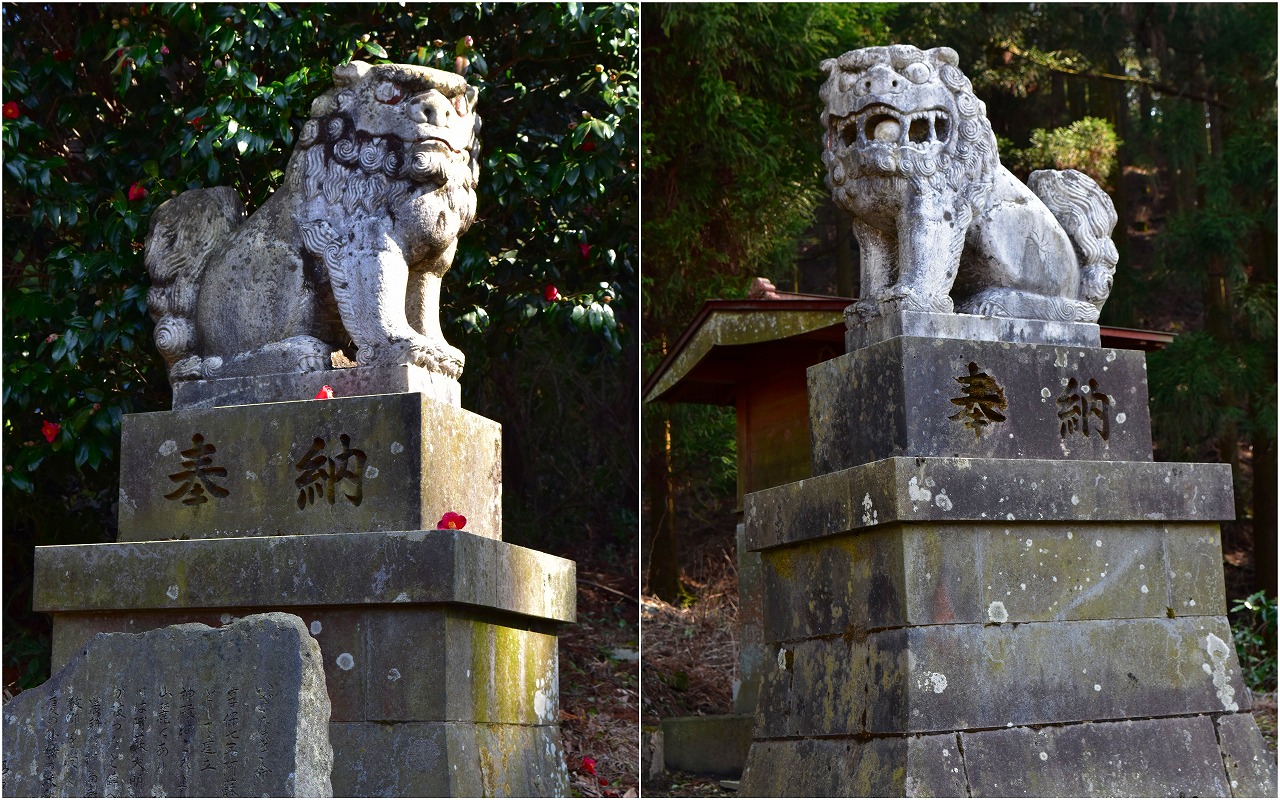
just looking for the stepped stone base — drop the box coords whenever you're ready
[739,512,1277,797]
[743,715,1273,797]
[35,529,574,797]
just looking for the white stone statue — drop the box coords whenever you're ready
[820,45,1119,324]
[146,61,480,383]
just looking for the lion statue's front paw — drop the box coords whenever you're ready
[881,284,954,314]
[369,336,464,380]
[848,298,883,322]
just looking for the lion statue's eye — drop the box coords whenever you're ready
[374,81,404,105]
[904,62,932,84]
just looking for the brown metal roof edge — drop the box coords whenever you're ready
[643,297,854,399]
[1099,326,1176,344]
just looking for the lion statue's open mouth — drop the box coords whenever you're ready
[146,61,482,386]
[820,44,1118,324]
[840,105,952,148]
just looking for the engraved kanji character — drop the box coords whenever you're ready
[948,361,1008,437]
[165,433,230,505]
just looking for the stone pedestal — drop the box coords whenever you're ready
[739,311,1277,797]
[34,391,575,797]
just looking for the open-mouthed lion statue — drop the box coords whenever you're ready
[146,61,480,383]
[821,45,1118,324]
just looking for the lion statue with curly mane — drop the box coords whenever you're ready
[821,45,1118,324]
[145,61,480,387]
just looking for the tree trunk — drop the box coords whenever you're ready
[645,405,682,601]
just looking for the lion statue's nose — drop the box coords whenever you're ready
[864,64,905,95]
[410,90,456,127]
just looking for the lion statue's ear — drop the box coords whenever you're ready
[932,47,960,66]
[820,58,837,76]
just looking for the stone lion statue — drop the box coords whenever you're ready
[820,45,1119,324]
[145,61,480,383]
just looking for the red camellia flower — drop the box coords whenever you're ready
[127,182,147,201]
[581,757,596,776]
[578,243,591,260]
[544,284,561,302]
[54,49,73,62]
[579,134,596,153]
[437,511,467,530]
[41,421,60,443]
[314,385,335,400]
[3,102,20,120]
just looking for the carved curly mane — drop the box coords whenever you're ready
[296,111,479,226]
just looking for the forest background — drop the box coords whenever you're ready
[642,1,1277,726]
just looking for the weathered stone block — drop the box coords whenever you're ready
[118,393,502,541]
[660,715,754,778]
[758,522,1224,642]
[790,636,868,736]
[865,617,1248,733]
[329,721,567,797]
[171,364,461,410]
[1166,525,1231,615]
[740,733,966,797]
[845,309,1101,351]
[752,644,795,739]
[1215,713,1279,797]
[809,338,1153,472]
[1,613,332,798]
[759,528,908,642]
[733,522,765,715]
[34,530,575,624]
[960,717,1232,797]
[743,456,1234,552]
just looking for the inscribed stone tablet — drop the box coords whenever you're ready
[1,612,332,797]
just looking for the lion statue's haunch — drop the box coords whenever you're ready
[145,61,480,383]
[820,45,1118,324]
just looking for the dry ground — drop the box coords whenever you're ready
[559,566,641,798]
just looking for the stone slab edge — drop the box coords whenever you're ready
[744,456,1234,551]
[171,364,460,409]
[33,530,575,623]
[660,714,754,778]
[846,309,1101,351]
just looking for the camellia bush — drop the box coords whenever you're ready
[2,2,637,688]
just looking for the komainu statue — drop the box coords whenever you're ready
[820,45,1119,324]
[145,61,480,383]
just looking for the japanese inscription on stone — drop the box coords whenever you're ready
[165,433,230,505]
[294,434,367,509]
[943,361,1117,445]
[949,362,1008,437]
[1058,376,1112,440]
[1,613,332,798]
